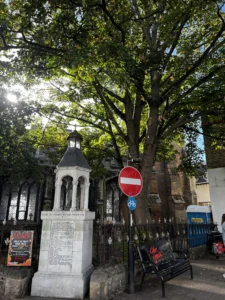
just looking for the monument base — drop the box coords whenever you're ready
[31,265,94,299]
[31,211,95,299]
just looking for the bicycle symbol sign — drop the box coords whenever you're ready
[127,197,136,210]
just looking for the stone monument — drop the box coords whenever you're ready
[31,131,95,298]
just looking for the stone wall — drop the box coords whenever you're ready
[149,158,197,223]
[90,263,126,300]
[0,266,33,300]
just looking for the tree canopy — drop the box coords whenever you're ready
[0,89,43,183]
[1,0,225,221]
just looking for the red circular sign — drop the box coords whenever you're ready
[118,166,143,197]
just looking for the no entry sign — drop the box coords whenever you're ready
[118,166,143,197]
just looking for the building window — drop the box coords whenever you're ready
[106,182,121,221]
[8,186,19,220]
[148,194,161,204]
[172,195,185,204]
[0,182,38,221]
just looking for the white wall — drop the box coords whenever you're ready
[196,184,211,205]
[208,168,225,232]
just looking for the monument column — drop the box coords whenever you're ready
[84,183,90,211]
[80,184,85,210]
[53,181,62,211]
[70,180,78,211]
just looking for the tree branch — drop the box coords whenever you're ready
[93,81,127,141]
[20,31,65,52]
[162,10,191,70]
[38,106,111,134]
[160,95,225,139]
[101,85,125,103]
[181,64,225,99]
[162,21,225,98]
[95,79,126,121]
[184,125,225,142]
[100,0,126,44]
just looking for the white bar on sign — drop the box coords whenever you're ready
[120,177,141,185]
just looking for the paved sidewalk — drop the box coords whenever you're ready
[118,255,225,300]
[19,255,225,300]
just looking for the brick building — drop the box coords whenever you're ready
[99,148,197,224]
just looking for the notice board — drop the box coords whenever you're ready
[7,231,34,267]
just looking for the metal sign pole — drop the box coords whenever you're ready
[128,209,134,294]
[118,167,142,295]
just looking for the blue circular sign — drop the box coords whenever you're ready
[127,197,136,210]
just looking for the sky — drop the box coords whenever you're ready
[7,93,17,103]
[197,135,206,162]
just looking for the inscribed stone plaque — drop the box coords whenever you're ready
[49,221,74,266]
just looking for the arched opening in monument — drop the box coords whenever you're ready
[60,176,73,210]
[76,176,85,210]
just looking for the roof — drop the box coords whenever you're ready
[58,147,90,169]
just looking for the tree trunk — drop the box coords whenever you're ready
[134,107,159,223]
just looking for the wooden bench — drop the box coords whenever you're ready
[137,238,193,297]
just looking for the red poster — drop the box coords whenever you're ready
[7,231,33,267]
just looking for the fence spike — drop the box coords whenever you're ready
[149,233,153,239]
[134,234,138,240]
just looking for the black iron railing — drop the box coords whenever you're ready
[92,221,217,266]
[0,221,218,268]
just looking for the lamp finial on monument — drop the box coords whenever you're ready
[68,129,83,149]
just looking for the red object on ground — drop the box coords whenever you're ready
[213,242,225,254]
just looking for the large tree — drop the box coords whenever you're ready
[0,89,42,183]
[1,0,225,222]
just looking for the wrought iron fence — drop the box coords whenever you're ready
[93,220,217,266]
[0,220,218,268]
[0,222,42,269]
